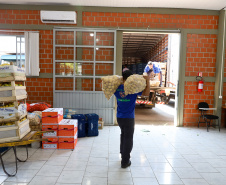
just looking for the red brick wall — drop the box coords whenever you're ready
[184,81,215,127]
[186,34,217,77]
[83,12,218,29]
[55,78,73,91]
[56,31,74,45]
[26,78,53,103]
[183,34,217,126]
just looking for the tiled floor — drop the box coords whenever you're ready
[1,125,226,185]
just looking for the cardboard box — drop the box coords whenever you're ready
[42,108,63,124]
[58,134,77,149]
[58,119,78,137]
[42,125,58,137]
[42,137,58,149]
[98,121,104,130]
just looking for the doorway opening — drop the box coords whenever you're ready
[122,32,180,126]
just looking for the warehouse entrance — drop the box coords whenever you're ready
[122,32,180,126]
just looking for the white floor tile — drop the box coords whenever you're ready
[57,170,84,184]
[28,176,58,185]
[64,160,87,171]
[182,155,207,163]
[167,159,192,168]
[82,177,107,185]
[108,171,133,184]
[36,165,64,176]
[2,126,226,185]
[19,161,46,170]
[55,183,82,185]
[173,167,202,178]
[52,150,73,157]
[201,172,226,185]
[84,166,108,177]
[191,163,218,173]
[146,154,168,163]
[1,182,28,185]
[45,156,69,166]
[5,170,38,183]
[130,157,149,167]
[90,150,108,158]
[69,153,90,162]
[28,152,52,161]
[207,159,226,168]
[181,178,209,185]
[150,163,174,172]
[108,161,130,172]
[155,172,184,184]
[0,176,8,184]
[216,167,226,175]
[133,177,159,185]
[108,154,121,162]
[88,157,108,166]
[130,166,155,178]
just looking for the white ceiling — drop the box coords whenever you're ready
[0,0,226,11]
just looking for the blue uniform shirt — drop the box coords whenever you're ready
[144,64,161,74]
[114,84,142,118]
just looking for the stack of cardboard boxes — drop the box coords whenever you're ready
[42,108,78,149]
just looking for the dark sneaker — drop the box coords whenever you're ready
[121,160,131,168]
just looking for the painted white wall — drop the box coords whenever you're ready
[167,34,180,87]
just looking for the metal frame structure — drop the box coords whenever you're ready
[53,28,116,124]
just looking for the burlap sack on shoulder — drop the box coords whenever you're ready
[101,75,122,100]
[124,74,146,95]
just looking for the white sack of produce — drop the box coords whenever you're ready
[101,75,122,100]
[124,74,146,95]
[28,112,41,125]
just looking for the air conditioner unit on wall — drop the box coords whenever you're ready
[40,10,76,24]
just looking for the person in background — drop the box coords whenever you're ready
[122,65,129,72]
[144,61,162,86]
[114,70,150,168]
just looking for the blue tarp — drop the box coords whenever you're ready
[1,55,25,61]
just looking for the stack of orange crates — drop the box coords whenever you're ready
[58,119,78,149]
[42,108,63,149]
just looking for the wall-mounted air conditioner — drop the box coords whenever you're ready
[40,10,76,24]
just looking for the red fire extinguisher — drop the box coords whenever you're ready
[198,79,204,92]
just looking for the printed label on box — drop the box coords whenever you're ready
[42,125,58,137]
[43,144,58,149]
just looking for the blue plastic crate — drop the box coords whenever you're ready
[71,114,87,138]
[85,113,99,137]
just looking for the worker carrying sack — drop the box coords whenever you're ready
[124,74,146,95]
[101,75,122,100]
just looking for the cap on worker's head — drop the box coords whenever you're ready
[148,61,153,65]
[122,70,133,81]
